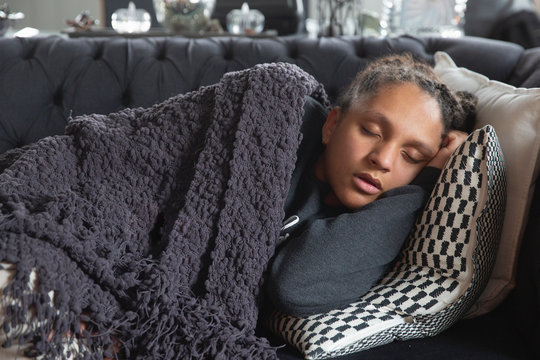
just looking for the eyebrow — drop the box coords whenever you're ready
[362,110,438,158]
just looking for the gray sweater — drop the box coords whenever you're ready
[266,97,440,317]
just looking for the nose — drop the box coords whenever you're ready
[368,144,396,172]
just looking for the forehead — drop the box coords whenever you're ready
[350,83,444,147]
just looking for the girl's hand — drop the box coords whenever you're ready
[427,130,469,169]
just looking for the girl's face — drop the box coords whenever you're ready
[315,83,444,209]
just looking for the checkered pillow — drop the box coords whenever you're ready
[269,125,506,359]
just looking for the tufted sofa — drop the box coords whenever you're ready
[0,34,539,359]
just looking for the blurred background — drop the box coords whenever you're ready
[3,0,540,47]
[7,0,342,31]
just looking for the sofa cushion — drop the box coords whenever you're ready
[269,125,506,359]
[0,36,528,156]
[434,51,540,317]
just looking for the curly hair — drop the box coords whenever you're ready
[337,54,477,135]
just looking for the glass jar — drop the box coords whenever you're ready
[0,4,24,36]
[111,2,151,33]
[316,0,363,37]
[153,0,216,33]
[226,2,265,35]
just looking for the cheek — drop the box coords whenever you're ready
[340,132,373,158]
[329,133,364,163]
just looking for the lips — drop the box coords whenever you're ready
[353,173,382,195]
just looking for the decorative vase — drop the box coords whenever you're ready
[317,0,362,37]
[153,0,216,33]
[0,4,24,37]
[111,2,151,33]
[226,2,265,35]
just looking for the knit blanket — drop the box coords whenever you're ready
[0,63,329,359]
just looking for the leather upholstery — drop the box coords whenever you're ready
[1,35,538,155]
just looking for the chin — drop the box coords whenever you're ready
[342,196,377,210]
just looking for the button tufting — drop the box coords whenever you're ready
[21,45,36,60]
[122,90,131,107]
[156,47,167,61]
[354,44,365,59]
[223,46,233,60]
[53,88,63,107]
[93,45,104,60]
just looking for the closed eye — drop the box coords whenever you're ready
[361,126,381,138]
[403,151,422,164]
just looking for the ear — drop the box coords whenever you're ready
[322,107,341,145]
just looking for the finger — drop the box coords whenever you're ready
[442,136,451,148]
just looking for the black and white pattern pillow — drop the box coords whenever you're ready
[269,125,506,359]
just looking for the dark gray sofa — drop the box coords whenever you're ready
[0,34,539,359]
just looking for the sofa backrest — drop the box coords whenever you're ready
[0,35,539,154]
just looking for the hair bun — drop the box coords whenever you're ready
[453,91,478,133]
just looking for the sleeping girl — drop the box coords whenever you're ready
[266,53,476,317]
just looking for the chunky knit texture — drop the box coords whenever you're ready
[0,63,329,359]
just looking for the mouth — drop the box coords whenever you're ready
[353,173,382,195]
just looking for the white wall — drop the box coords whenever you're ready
[6,0,101,31]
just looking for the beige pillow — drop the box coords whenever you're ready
[434,51,540,316]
